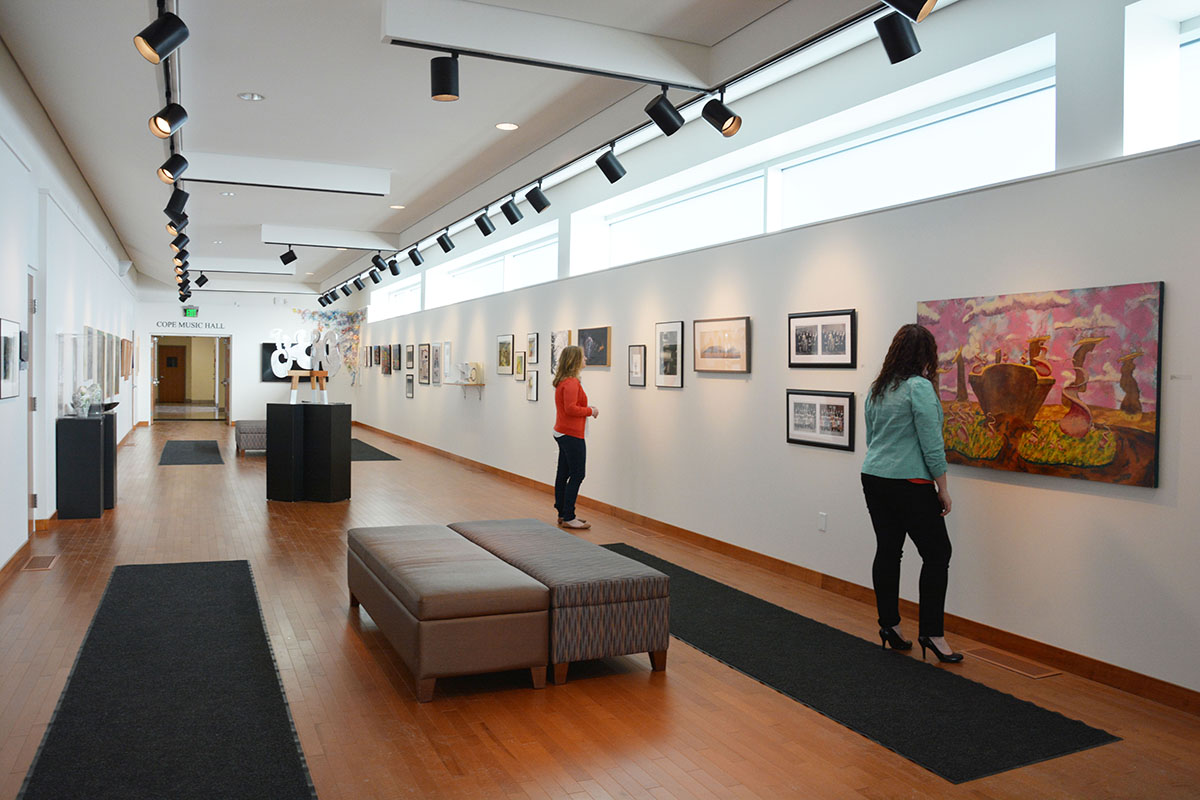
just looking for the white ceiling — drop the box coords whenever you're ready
[0,0,873,296]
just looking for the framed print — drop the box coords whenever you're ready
[789,309,856,368]
[550,329,571,372]
[418,343,431,384]
[406,374,414,398]
[694,316,751,373]
[628,344,646,387]
[786,390,855,451]
[514,351,526,381]
[405,344,414,369]
[577,326,611,367]
[527,332,539,364]
[391,344,401,368]
[497,334,514,375]
[442,341,452,372]
[0,319,18,399]
[431,342,442,385]
[527,370,539,401]
[381,345,392,375]
[373,345,381,367]
[655,321,684,388]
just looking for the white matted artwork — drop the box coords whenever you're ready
[788,309,857,368]
[497,334,514,375]
[514,351,526,381]
[526,369,538,401]
[628,344,646,387]
[406,374,414,398]
[431,343,442,385]
[654,321,683,388]
[526,333,539,364]
[0,319,18,399]
[786,389,855,451]
[442,342,452,373]
[693,316,751,373]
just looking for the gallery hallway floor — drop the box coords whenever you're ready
[2,421,1199,799]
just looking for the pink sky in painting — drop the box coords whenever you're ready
[917,282,1161,411]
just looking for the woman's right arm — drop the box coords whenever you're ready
[560,379,593,417]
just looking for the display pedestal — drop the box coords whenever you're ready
[102,411,117,510]
[266,403,351,502]
[56,417,104,519]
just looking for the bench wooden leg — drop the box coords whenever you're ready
[349,591,359,607]
[530,665,547,689]
[649,650,667,671]
[552,662,569,684]
[416,678,436,703]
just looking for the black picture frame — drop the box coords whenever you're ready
[654,321,684,388]
[405,344,414,369]
[788,309,857,368]
[406,374,414,398]
[628,344,647,387]
[497,334,514,375]
[786,390,855,451]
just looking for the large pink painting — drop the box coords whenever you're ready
[917,282,1163,487]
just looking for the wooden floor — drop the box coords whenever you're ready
[3,421,1199,799]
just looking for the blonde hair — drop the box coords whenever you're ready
[552,345,584,387]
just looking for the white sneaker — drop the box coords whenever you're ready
[559,518,591,530]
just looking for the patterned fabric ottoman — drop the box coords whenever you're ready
[234,419,267,454]
[448,518,669,683]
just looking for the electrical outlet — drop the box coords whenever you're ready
[818,512,828,532]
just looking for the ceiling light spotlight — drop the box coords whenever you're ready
[875,12,921,64]
[495,122,519,131]
[369,269,382,284]
[174,264,186,275]
[173,250,189,266]
[431,53,459,101]
[408,247,424,267]
[353,276,365,291]
[596,145,626,184]
[164,186,189,222]
[475,211,496,236]
[237,91,265,102]
[170,233,189,252]
[195,272,209,288]
[387,258,401,276]
[280,247,298,266]
[134,11,189,64]
[340,285,352,297]
[437,231,455,253]
[389,204,405,209]
[702,92,742,137]
[882,0,938,23]
[318,295,328,307]
[157,153,188,183]
[175,272,188,284]
[149,103,188,138]
[166,215,188,235]
[525,183,551,214]
[501,196,523,225]
[645,86,685,136]
[178,291,191,302]
[371,254,388,273]
[178,280,191,292]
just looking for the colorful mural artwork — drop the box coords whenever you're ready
[917,282,1163,487]
[293,307,367,386]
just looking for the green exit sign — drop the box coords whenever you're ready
[182,306,199,318]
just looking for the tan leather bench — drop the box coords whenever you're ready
[347,525,549,702]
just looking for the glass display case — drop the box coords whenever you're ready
[58,332,102,417]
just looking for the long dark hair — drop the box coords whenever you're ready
[869,324,938,400]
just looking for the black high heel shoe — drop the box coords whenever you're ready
[918,635,963,663]
[878,627,912,651]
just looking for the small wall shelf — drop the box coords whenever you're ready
[444,382,485,399]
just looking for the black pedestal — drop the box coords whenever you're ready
[56,417,104,519]
[102,411,117,510]
[266,403,351,502]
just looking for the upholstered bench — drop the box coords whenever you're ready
[234,419,267,454]
[347,525,550,702]
[448,519,670,684]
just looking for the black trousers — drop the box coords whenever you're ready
[554,434,586,521]
[861,473,952,637]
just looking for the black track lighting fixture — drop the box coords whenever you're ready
[178,291,191,302]
[170,233,189,252]
[501,196,523,225]
[340,284,352,297]
[195,272,209,288]
[164,186,189,222]
[387,258,401,276]
[280,247,298,266]
[174,264,186,275]
[178,279,191,292]
[149,103,188,139]
[157,153,189,184]
[431,53,459,101]
[318,295,328,307]
[369,269,382,284]
[645,86,685,137]
[172,249,189,266]
[353,276,365,291]
[408,247,424,267]
[134,11,189,64]
[882,0,938,23]
[437,231,455,253]
[702,91,742,137]
[875,12,921,64]
[166,215,188,236]
[371,254,388,272]
[475,211,496,236]
[175,272,188,284]
[596,145,626,184]
[525,182,551,214]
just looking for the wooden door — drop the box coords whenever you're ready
[157,345,187,403]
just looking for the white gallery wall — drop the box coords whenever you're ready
[353,140,1200,694]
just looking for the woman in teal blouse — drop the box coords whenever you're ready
[861,324,961,663]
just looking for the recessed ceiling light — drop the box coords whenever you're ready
[336,247,348,251]
[496,122,519,131]
[212,240,223,244]
[389,204,405,210]
[220,191,235,197]
[237,92,265,101]
[305,272,314,275]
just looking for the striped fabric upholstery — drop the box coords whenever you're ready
[234,419,267,452]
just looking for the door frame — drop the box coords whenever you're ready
[150,333,234,422]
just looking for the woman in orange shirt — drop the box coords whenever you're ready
[552,345,599,529]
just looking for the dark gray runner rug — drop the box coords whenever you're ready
[602,543,1118,784]
[351,438,400,461]
[159,439,224,465]
[18,561,317,800]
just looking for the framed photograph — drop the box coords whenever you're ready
[418,343,431,384]
[527,369,539,401]
[786,390,855,451]
[789,309,856,368]
[514,351,526,381]
[654,321,684,388]
[0,319,18,399]
[628,344,646,387]
[527,332,539,364]
[406,374,414,398]
[373,345,381,367]
[381,345,392,375]
[550,329,571,372]
[431,342,442,385]
[497,334,514,375]
[693,316,751,373]
[391,344,401,368]
[577,326,611,367]
[405,344,414,369]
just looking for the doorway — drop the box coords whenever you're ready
[152,335,231,421]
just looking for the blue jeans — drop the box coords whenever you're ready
[554,435,586,521]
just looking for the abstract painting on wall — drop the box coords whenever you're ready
[917,281,1163,487]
